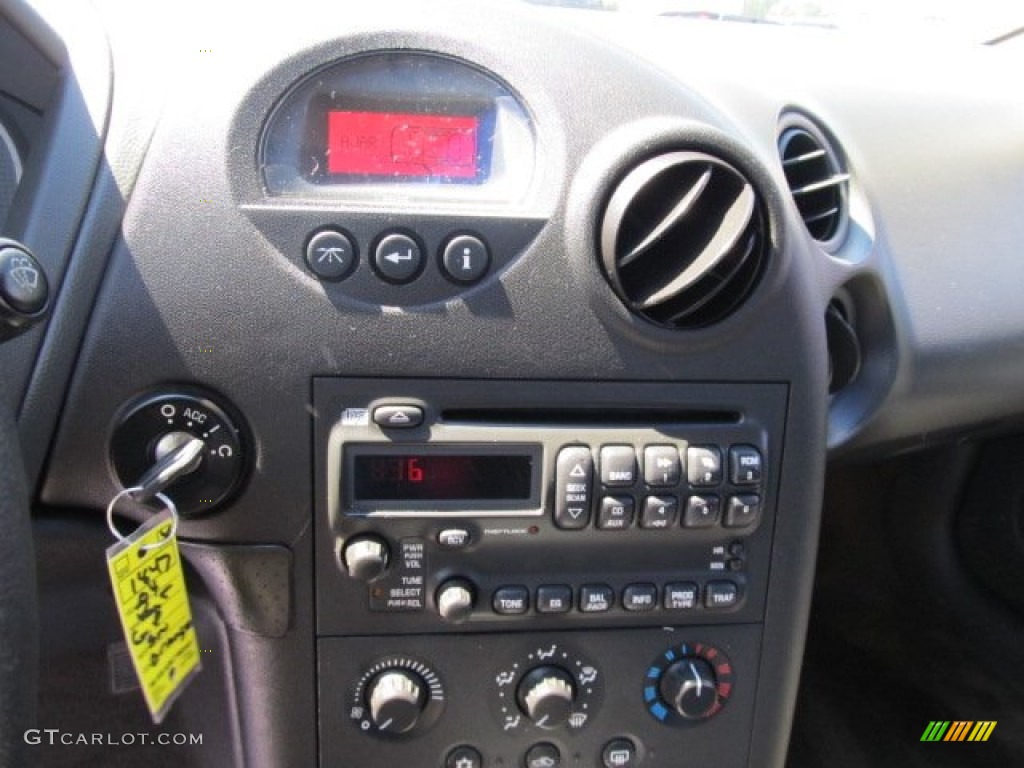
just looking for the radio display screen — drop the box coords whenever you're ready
[352,454,533,502]
[326,110,483,180]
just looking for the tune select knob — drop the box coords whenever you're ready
[517,667,576,729]
[342,535,389,581]
[436,579,475,624]
[659,658,719,720]
[367,670,426,734]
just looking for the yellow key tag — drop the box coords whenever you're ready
[106,502,201,723]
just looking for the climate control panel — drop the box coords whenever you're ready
[319,628,761,768]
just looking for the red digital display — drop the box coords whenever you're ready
[326,111,480,179]
[352,454,532,502]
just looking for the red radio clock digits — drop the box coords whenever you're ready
[326,111,480,179]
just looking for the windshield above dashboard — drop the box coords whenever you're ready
[520,0,1024,46]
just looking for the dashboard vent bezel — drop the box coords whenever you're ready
[599,150,769,331]
[778,114,850,249]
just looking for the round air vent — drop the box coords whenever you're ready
[778,121,849,244]
[599,151,768,330]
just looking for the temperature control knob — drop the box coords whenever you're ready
[341,535,389,581]
[367,670,426,734]
[644,642,733,726]
[436,579,475,624]
[517,667,576,729]
[660,658,718,720]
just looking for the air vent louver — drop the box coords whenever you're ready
[778,124,849,243]
[600,151,768,330]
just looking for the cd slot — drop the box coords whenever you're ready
[441,408,741,426]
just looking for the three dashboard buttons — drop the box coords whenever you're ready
[305,228,490,286]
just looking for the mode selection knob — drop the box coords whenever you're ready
[342,535,389,581]
[436,579,475,624]
[367,670,426,734]
[660,658,719,720]
[517,666,576,729]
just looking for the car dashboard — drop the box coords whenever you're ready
[1,1,1023,767]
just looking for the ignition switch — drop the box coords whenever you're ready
[110,388,248,516]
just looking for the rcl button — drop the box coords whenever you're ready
[438,528,471,548]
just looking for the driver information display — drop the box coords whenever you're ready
[326,111,481,179]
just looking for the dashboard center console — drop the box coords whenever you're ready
[315,378,786,767]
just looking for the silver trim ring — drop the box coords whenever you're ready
[106,486,179,554]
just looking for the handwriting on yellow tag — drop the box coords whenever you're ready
[106,509,201,723]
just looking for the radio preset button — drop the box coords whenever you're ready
[597,496,634,530]
[555,446,593,530]
[580,584,614,613]
[683,495,721,528]
[644,445,681,486]
[536,585,572,614]
[493,585,530,615]
[729,445,763,485]
[687,446,723,487]
[641,496,678,529]
[600,445,636,486]
[372,404,424,429]
[724,494,761,528]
